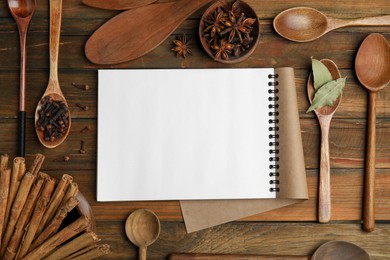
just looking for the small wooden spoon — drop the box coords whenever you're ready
[35,0,70,148]
[355,33,390,232]
[125,209,161,260]
[85,0,212,64]
[82,0,157,10]
[307,59,341,223]
[273,7,390,42]
[8,0,36,157]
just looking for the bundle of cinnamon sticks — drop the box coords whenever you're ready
[0,154,110,260]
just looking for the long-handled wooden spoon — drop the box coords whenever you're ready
[169,241,370,260]
[307,59,342,223]
[85,0,212,64]
[125,209,161,260]
[82,0,157,10]
[34,0,70,148]
[8,0,36,157]
[355,33,390,232]
[273,7,390,42]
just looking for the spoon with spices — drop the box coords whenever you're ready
[355,33,390,232]
[273,7,390,42]
[307,59,342,223]
[35,0,70,148]
[7,0,36,157]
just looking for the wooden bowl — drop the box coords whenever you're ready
[199,0,260,64]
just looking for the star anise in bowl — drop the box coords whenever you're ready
[199,0,259,63]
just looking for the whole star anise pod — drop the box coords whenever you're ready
[211,39,234,60]
[171,34,192,58]
[203,8,227,38]
[221,11,256,44]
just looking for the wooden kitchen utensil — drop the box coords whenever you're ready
[85,0,212,64]
[7,0,36,157]
[169,240,370,260]
[82,0,157,10]
[273,7,390,42]
[125,209,161,260]
[307,59,342,223]
[355,33,390,232]
[34,0,71,148]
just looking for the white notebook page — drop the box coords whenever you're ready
[97,68,276,201]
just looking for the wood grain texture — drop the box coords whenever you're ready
[0,0,389,259]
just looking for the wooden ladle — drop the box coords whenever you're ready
[82,0,157,10]
[7,0,36,157]
[307,59,342,223]
[355,33,390,232]
[273,7,390,42]
[125,209,161,260]
[35,0,70,148]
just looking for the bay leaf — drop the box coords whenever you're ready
[307,77,346,113]
[312,58,333,90]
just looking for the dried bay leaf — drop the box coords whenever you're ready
[307,77,346,113]
[312,58,333,90]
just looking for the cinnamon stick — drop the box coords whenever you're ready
[65,244,110,260]
[0,168,11,249]
[36,174,73,236]
[44,232,99,260]
[3,157,25,238]
[17,173,56,258]
[59,182,78,210]
[0,171,35,257]
[0,154,9,170]
[30,196,79,251]
[28,153,45,177]
[21,216,90,260]
[62,244,98,260]
[3,175,45,260]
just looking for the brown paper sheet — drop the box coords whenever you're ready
[180,67,308,233]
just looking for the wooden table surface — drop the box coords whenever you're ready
[1,0,390,259]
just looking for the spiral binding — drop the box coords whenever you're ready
[268,73,280,193]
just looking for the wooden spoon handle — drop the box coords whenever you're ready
[318,117,331,223]
[49,0,62,83]
[139,246,147,260]
[363,91,377,232]
[330,15,390,29]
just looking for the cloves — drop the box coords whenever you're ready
[36,96,69,142]
[76,103,89,111]
[79,140,86,154]
[72,82,90,90]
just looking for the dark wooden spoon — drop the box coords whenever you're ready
[85,0,212,64]
[307,59,342,223]
[82,0,157,10]
[7,0,36,157]
[355,33,390,232]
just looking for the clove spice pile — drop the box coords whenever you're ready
[36,96,69,142]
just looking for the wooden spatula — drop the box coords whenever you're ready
[82,0,157,10]
[85,0,212,65]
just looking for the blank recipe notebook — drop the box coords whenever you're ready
[97,68,307,204]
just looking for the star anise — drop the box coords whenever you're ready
[211,39,234,60]
[203,8,226,38]
[221,11,256,44]
[171,34,192,58]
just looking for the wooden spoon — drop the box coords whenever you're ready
[307,59,342,223]
[355,33,390,232]
[34,0,71,148]
[7,0,36,157]
[169,241,370,260]
[85,0,212,64]
[125,209,161,260]
[273,7,390,42]
[82,0,157,10]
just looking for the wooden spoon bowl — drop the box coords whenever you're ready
[125,209,160,260]
[199,0,260,64]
